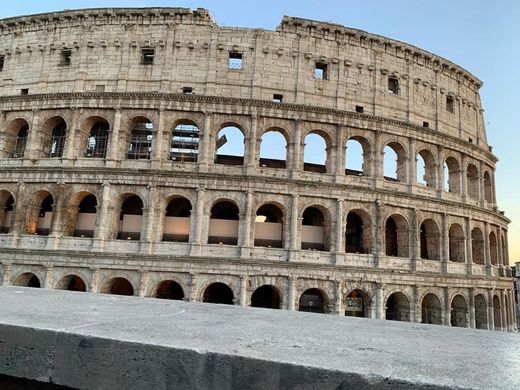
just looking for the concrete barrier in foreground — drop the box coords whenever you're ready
[0,287,519,390]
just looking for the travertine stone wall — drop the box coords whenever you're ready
[0,8,515,331]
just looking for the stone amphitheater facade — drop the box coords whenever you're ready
[0,7,515,331]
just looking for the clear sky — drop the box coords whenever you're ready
[1,1,519,264]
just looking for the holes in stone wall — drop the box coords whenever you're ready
[215,126,244,165]
[259,130,287,169]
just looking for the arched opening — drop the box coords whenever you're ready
[385,292,410,321]
[35,194,53,236]
[6,120,29,158]
[416,149,436,188]
[489,231,498,266]
[475,294,488,329]
[85,120,110,158]
[420,219,440,260]
[202,282,234,305]
[154,280,184,300]
[254,204,283,248]
[483,171,493,203]
[162,197,192,242]
[450,295,468,327]
[385,214,409,257]
[471,227,485,265]
[127,118,153,160]
[251,285,280,309]
[345,137,370,176]
[14,272,41,288]
[170,121,200,162]
[301,206,328,251]
[101,277,134,296]
[117,195,143,240]
[299,288,328,313]
[449,224,465,262]
[46,118,67,158]
[303,132,328,173]
[215,125,244,165]
[444,157,461,193]
[0,193,14,234]
[72,194,97,238]
[493,295,502,330]
[208,201,239,245]
[56,275,86,292]
[421,293,442,325]
[345,289,370,317]
[466,164,479,199]
[345,210,371,254]
[383,142,407,182]
[259,130,287,169]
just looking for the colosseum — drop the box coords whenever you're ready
[0,7,515,331]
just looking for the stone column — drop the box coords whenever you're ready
[8,181,26,241]
[334,280,343,316]
[140,185,158,254]
[479,160,485,206]
[484,222,491,275]
[441,213,449,273]
[510,289,517,331]
[151,109,166,167]
[487,289,495,331]
[334,199,345,263]
[375,283,383,319]
[198,111,212,172]
[373,200,383,267]
[138,271,149,297]
[43,265,54,289]
[372,131,382,188]
[26,110,41,159]
[93,182,112,244]
[408,138,416,191]
[465,217,473,275]
[90,268,101,293]
[335,125,346,179]
[245,114,258,176]
[187,273,198,302]
[443,287,451,326]
[190,188,206,256]
[1,263,12,286]
[289,194,299,256]
[290,120,302,178]
[239,275,248,306]
[469,288,476,329]
[287,277,296,311]
[64,108,80,160]
[107,108,122,163]
[239,190,253,257]
[461,154,468,201]
[410,208,418,271]
[411,285,419,322]
[0,110,6,157]
[437,145,445,197]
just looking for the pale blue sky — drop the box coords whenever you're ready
[2,1,519,261]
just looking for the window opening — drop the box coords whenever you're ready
[388,77,399,94]
[20,88,29,95]
[0,55,4,71]
[11,125,28,158]
[60,49,72,66]
[315,62,327,80]
[86,121,109,158]
[446,96,454,113]
[141,48,155,65]
[182,87,193,95]
[49,122,67,158]
[127,120,153,160]
[228,52,242,69]
[170,123,199,162]
[355,105,364,113]
[273,94,283,103]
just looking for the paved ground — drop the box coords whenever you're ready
[0,287,518,389]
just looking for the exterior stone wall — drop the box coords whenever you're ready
[0,7,515,331]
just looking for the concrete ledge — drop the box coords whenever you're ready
[0,287,518,389]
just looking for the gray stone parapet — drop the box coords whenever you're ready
[0,287,518,389]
